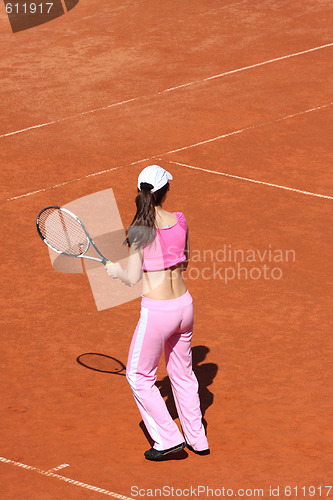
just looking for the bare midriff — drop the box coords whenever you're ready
[142,264,187,300]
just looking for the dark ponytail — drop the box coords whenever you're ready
[125,182,170,249]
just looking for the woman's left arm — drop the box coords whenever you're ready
[105,243,142,286]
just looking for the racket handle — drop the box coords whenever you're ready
[105,260,113,266]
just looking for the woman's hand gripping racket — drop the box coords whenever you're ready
[36,206,113,266]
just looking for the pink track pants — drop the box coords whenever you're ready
[126,290,209,451]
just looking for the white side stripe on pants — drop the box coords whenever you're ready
[126,307,162,446]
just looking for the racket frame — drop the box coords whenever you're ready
[36,205,112,265]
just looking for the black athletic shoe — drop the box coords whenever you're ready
[186,444,210,455]
[144,442,185,461]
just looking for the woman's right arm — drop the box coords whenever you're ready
[105,242,143,286]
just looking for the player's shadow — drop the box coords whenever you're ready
[139,345,218,447]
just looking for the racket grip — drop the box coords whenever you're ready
[105,260,113,265]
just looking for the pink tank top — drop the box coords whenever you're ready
[142,212,187,271]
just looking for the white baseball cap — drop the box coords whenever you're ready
[138,165,173,193]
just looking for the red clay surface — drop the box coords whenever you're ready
[1,0,332,499]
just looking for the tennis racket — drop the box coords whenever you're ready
[36,205,113,265]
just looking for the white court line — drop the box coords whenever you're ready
[0,456,135,500]
[0,96,143,140]
[45,463,69,473]
[6,102,333,202]
[0,42,332,140]
[159,102,333,156]
[59,0,67,12]
[6,157,151,201]
[161,42,333,92]
[162,160,333,200]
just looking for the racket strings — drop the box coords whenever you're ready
[38,208,88,256]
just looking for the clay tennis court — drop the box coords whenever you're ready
[1,0,332,498]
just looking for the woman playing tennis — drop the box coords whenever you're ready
[105,164,209,461]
